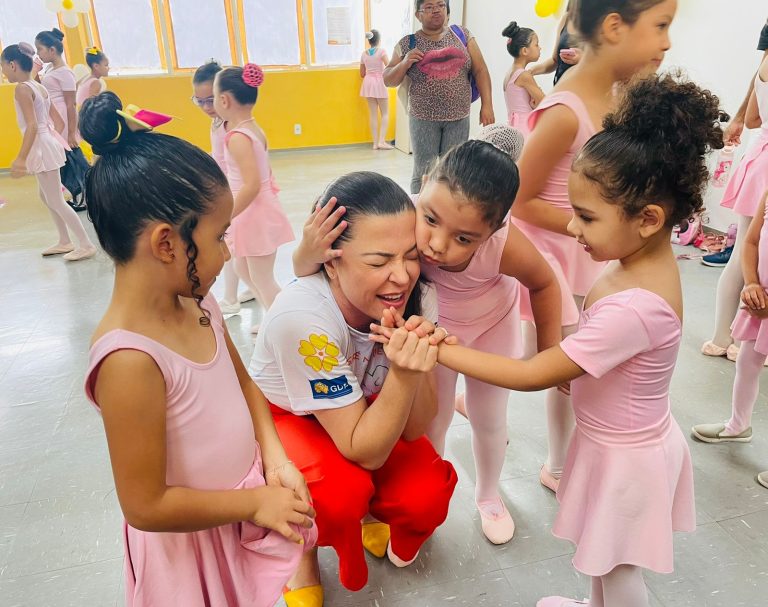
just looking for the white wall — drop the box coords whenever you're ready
[464,0,767,230]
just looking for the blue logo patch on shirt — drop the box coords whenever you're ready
[310,375,353,399]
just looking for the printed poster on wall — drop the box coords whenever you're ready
[326,6,351,45]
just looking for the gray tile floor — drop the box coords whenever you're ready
[1,147,768,606]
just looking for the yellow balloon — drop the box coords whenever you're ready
[535,0,563,18]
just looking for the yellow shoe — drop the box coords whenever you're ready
[283,584,324,607]
[361,521,391,558]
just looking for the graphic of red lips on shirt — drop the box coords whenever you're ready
[417,47,466,80]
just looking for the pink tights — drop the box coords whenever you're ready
[589,565,649,607]
[725,339,765,434]
[37,169,92,248]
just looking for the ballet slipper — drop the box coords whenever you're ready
[701,341,728,357]
[62,246,97,261]
[41,243,74,257]
[386,542,418,567]
[477,498,515,544]
[757,471,768,489]
[361,521,390,558]
[454,392,468,418]
[726,344,739,362]
[282,584,324,607]
[539,465,560,493]
[377,141,394,150]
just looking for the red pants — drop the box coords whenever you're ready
[270,404,457,591]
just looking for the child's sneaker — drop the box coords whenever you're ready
[691,423,752,443]
[701,246,733,267]
[757,471,768,489]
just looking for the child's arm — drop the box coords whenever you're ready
[510,105,579,235]
[292,197,347,277]
[88,79,102,99]
[95,350,314,540]
[741,194,767,313]
[49,102,65,136]
[499,224,562,351]
[63,90,78,148]
[227,132,263,218]
[222,325,313,504]
[515,70,545,109]
[360,59,366,78]
[438,343,584,392]
[11,86,38,178]
[745,90,761,130]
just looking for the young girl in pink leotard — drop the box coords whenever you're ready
[510,0,678,493]
[79,91,316,607]
[392,73,722,607]
[214,64,295,333]
[501,21,544,136]
[293,140,562,546]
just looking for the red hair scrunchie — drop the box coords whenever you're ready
[242,63,264,88]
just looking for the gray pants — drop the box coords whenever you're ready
[409,115,470,194]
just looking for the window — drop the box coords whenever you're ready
[309,0,365,65]
[240,0,303,67]
[0,0,60,53]
[90,0,164,74]
[166,0,235,69]
[369,0,413,56]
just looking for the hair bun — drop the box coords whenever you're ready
[17,42,35,57]
[502,21,520,38]
[79,91,131,156]
[51,27,65,41]
[365,31,374,40]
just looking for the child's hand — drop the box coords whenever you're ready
[383,327,438,373]
[370,307,457,346]
[745,305,768,320]
[266,461,313,507]
[252,486,316,544]
[299,197,347,264]
[741,283,767,311]
[10,158,26,179]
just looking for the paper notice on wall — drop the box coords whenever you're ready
[326,6,351,45]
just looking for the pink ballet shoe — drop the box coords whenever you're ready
[726,344,739,362]
[539,465,560,493]
[250,324,260,335]
[386,542,418,567]
[701,341,728,357]
[62,246,97,261]
[377,141,394,150]
[454,392,467,418]
[477,498,515,544]
[42,243,74,257]
[536,597,588,607]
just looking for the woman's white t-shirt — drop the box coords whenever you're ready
[249,273,437,415]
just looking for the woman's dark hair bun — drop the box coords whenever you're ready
[79,91,131,156]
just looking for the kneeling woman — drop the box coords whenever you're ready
[249,172,457,604]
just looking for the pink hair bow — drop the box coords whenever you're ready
[242,63,264,88]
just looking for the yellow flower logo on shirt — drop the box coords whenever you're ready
[299,334,340,372]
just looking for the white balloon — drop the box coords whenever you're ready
[73,0,90,11]
[44,0,60,12]
[62,11,79,28]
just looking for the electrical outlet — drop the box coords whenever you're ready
[294,124,302,135]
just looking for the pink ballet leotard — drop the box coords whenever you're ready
[210,120,227,172]
[513,91,605,326]
[504,68,532,136]
[721,71,768,217]
[224,127,294,258]
[84,295,316,607]
[75,75,106,107]
[13,80,67,174]
[41,64,77,141]
[360,48,388,99]
[556,289,695,576]
[732,201,768,351]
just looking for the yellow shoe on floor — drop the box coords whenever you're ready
[361,521,391,558]
[283,584,324,607]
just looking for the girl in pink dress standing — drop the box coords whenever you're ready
[501,21,544,136]
[510,0,677,494]
[76,47,109,107]
[360,29,393,150]
[78,91,316,607]
[214,64,295,333]
[376,73,722,607]
[1,43,95,261]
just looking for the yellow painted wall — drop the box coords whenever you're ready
[0,68,397,169]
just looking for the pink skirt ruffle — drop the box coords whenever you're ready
[123,449,317,607]
[26,131,67,174]
[231,177,295,258]
[553,414,695,577]
[721,131,768,217]
[360,73,388,99]
[731,307,768,356]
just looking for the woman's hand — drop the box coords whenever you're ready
[370,307,457,346]
[480,104,495,126]
[251,486,315,544]
[300,197,347,262]
[266,460,313,506]
[404,48,424,66]
[741,283,767,311]
[67,133,79,149]
[559,47,581,66]
[10,157,26,178]
[383,327,438,373]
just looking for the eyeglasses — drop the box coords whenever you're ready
[418,3,447,14]
[191,95,214,107]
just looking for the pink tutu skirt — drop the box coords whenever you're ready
[732,307,768,356]
[553,414,695,577]
[512,217,605,324]
[123,449,317,607]
[231,176,295,258]
[721,130,768,217]
[508,110,531,138]
[360,73,388,99]
[26,130,67,174]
